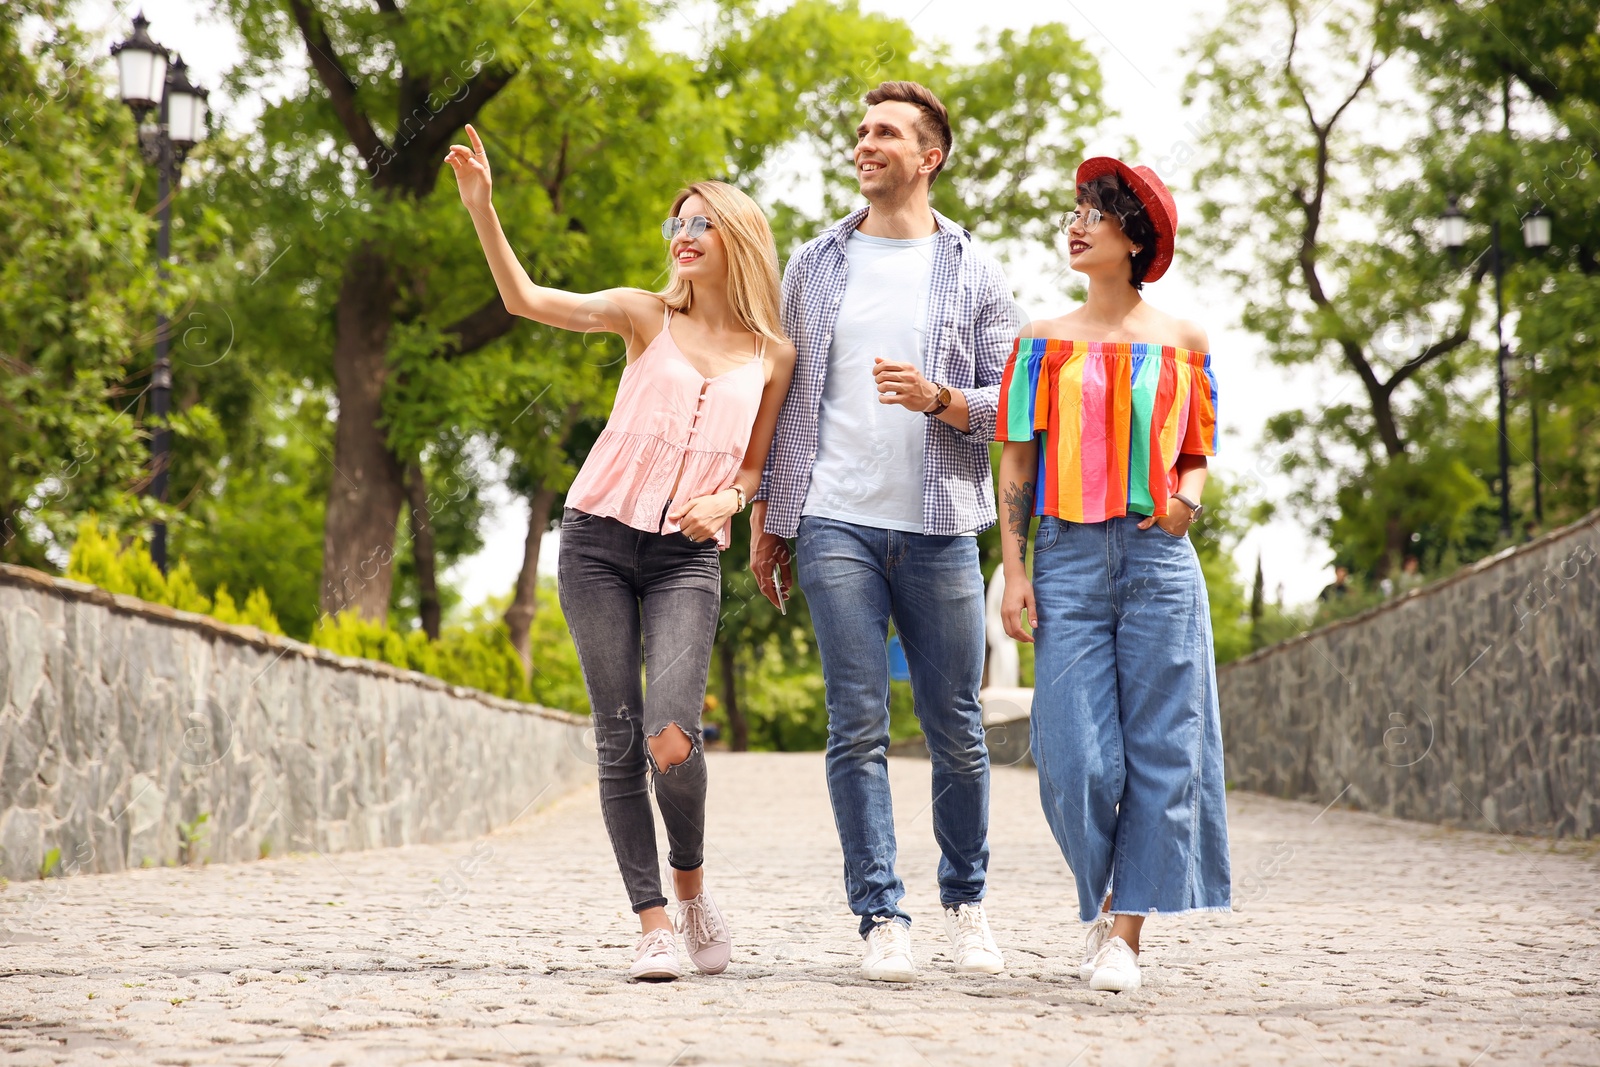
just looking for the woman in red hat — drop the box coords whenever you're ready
[993,158,1231,993]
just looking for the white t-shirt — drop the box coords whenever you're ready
[802,229,937,534]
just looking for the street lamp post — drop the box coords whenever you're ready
[1521,206,1550,526]
[1438,196,1550,542]
[111,12,210,573]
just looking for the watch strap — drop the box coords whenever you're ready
[1172,492,1202,517]
[926,384,952,417]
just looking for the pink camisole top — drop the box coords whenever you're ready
[564,305,766,550]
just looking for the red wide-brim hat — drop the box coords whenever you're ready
[1075,157,1177,283]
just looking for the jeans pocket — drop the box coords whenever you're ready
[1034,516,1061,553]
[562,507,595,529]
[1150,518,1188,540]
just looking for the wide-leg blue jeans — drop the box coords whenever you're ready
[796,515,991,937]
[1029,514,1232,922]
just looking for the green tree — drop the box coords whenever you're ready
[1386,0,1600,527]
[0,5,211,569]
[1185,0,1500,578]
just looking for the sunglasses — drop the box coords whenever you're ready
[662,215,716,240]
[1060,207,1105,233]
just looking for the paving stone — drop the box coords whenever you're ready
[1,752,1597,1065]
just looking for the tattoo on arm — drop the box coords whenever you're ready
[1004,480,1035,557]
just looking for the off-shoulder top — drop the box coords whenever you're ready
[994,338,1218,522]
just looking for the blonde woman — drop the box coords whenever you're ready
[447,125,797,981]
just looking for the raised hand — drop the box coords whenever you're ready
[445,123,493,216]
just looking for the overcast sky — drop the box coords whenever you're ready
[77,0,1337,608]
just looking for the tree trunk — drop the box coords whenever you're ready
[405,460,441,640]
[320,243,404,623]
[1381,515,1407,578]
[504,484,559,681]
[718,639,749,752]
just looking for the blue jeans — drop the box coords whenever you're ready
[796,516,991,937]
[1029,514,1232,922]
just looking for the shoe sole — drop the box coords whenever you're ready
[955,960,1005,975]
[630,969,683,981]
[1088,974,1140,993]
[862,969,916,983]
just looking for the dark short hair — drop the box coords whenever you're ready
[863,80,953,185]
[1076,174,1160,289]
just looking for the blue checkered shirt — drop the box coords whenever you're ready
[755,207,1021,538]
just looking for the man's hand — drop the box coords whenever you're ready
[748,501,793,609]
[1137,496,1195,538]
[873,357,937,411]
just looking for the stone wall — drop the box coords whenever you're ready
[1219,509,1600,839]
[0,564,594,884]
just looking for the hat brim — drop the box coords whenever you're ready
[1074,157,1176,283]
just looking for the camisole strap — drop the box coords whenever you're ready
[662,303,673,329]
[754,332,766,362]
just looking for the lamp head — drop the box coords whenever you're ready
[1438,195,1467,251]
[1521,206,1551,250]
[164,54,210,149]
[111,11,169,119]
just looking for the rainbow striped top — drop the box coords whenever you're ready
[995,338,1219,522]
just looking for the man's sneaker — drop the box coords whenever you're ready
[861,917,916,982]
[628,927,684,981]
[675,892,732,975]
[942,902,1004,974]
[1079,913,1114,980]
[1088,935,1141,993]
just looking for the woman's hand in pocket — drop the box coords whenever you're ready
[1137,497,1193,538]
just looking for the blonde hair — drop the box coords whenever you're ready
[659,181,788,350]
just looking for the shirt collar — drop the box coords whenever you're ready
[825,205,971,251]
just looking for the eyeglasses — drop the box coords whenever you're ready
[662,215,715,240]
[1060,207,1105,233]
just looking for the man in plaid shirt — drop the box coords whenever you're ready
[748,81,1021,982]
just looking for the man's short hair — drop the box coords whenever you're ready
[863,80,953,185]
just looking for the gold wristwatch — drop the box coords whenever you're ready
[926,383,952,417]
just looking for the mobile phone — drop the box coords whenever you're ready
[772,563,787,615]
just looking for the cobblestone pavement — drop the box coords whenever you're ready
[2,753,1598,1066]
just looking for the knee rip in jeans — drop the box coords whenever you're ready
[647,722,696,774]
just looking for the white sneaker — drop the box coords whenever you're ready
[628,927,684,981]
[675,892,731,975]
[861,917,916,982]
[1088,935,1141,992]
[1079,913,1114,980]
[942,902,1004,974]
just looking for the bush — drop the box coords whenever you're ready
[64,518,587,711]
[67,517,284,633]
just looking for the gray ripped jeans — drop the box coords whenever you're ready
[556,507,720,913]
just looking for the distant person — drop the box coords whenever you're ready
[1318,565,1351,603]
[1395,555,1423,595]
[1523,519,1539,543]
[449,127,797,981]
[996,157,1230,993]
[748,81,1018,982]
